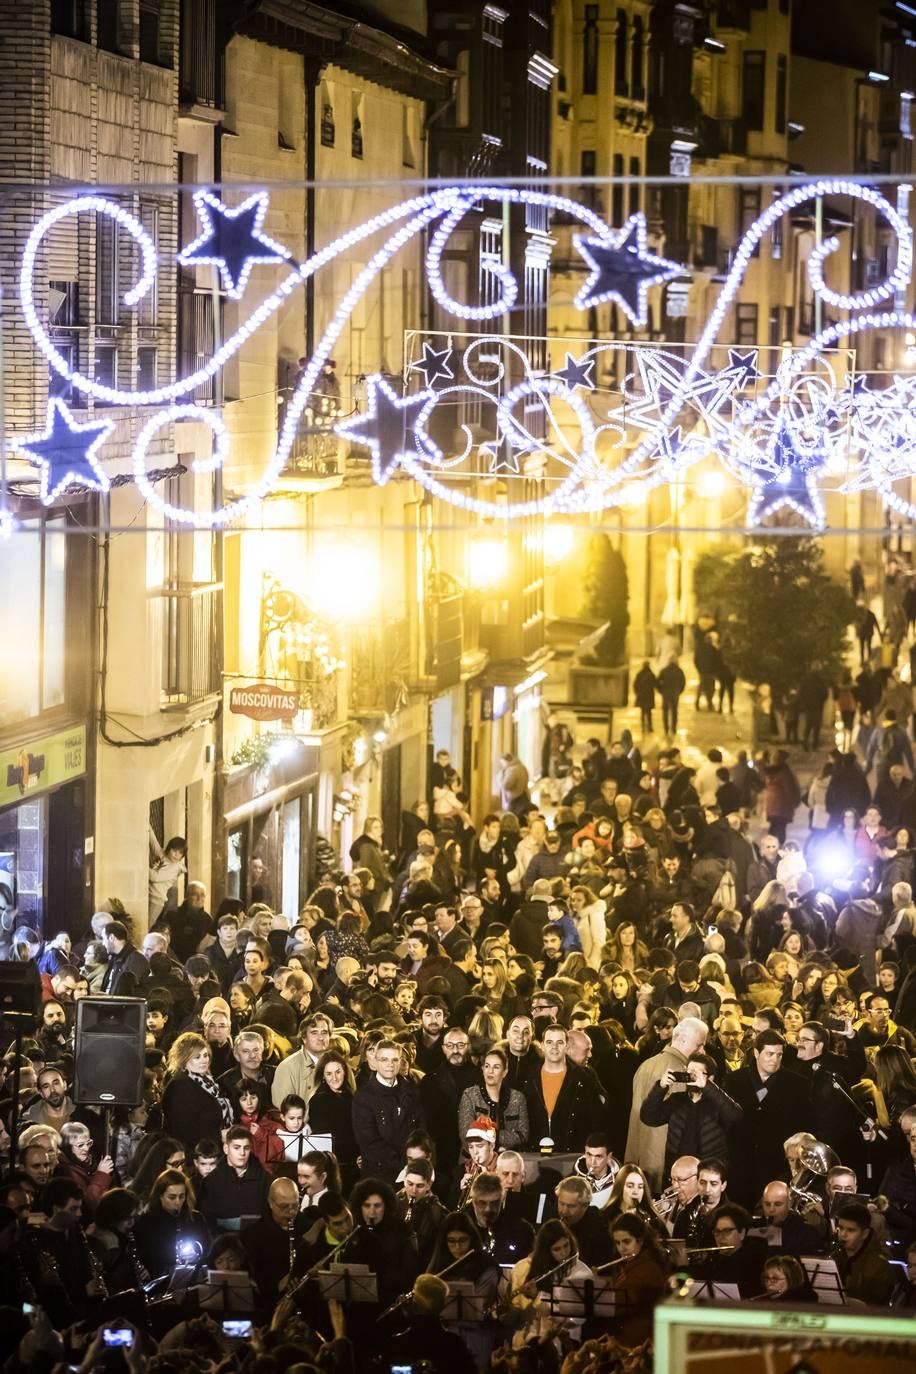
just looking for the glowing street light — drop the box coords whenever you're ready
[305,539,380,621]
[469,535,509,590]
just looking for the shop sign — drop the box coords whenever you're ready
[229,682,299,722]
[0,724,86,808]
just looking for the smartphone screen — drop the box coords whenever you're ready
[222,1320,253,1339]
[102,1329,134,1348]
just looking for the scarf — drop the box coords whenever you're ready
[187,1069,234,1128]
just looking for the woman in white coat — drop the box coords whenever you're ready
[568,884,607,969]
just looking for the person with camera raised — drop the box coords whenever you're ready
[639,1051,742,1181]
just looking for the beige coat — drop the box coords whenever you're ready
[624,1045,689,1191]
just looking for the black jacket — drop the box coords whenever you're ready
[352,1074,426,1180]
[132,1204,209,1279]
[793,1048,868,1169]
[640,1079,742,1175]
[307,1082,358,1165]
[525,1061,605,1151]
[385,1313,476,1374]
[161,1071,229,1155]
[420,1060,480,1167]
[196,1156,270,1226]
[101,942,149,994]
[155,903,213,962]
[725,1065,812,1208]
[241,1211,310,1304]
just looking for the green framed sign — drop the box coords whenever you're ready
[0,724,86,809]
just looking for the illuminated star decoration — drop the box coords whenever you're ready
[409,342,454,389]
[178,191,292,299]
[12,397,115,505]
[573,212,684,328]
[727,348,760,386]
[553,352,596,391]
[747,421,826,529]
[479,429,533,475]
[336,374,437,485]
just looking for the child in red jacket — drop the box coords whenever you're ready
[235,1082,285,1171]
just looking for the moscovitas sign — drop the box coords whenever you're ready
[229,683,299,721]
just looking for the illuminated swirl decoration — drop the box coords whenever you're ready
[6,180,916,529]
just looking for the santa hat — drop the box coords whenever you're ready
[465,1116,498,1145]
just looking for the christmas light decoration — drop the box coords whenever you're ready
[11,398,115,505]
[178,191,292,298]
[8,178,916,529]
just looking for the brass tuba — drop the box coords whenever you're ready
[790,1140,838,1205]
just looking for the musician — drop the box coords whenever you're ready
[574,1132,619,1195]
[889,1239,916,1309]
[240,1176,307,1306]
[639,1053,742,1179]
[509,1217,592,1344]
[800,1164,889,1247]
[784,1131,826,1203]
[762,1254,817,1302]
[555,1175,613,1266]
[794,1021,869,1170]
[699,1204,768,1297]
[455,1116,499,1205]
[758,1180,823,1256]
[832,1202,896,1305]
[396,1156,447,1267]
[346,1177,419,1310]
[602,1164,669,1242]
[293,1189,354,1276]
[131,1168,209,1280]
[465,1171,534,1266]
[384,1272,476,1374]
[663,1154,702,1234]
[20,1177,102,1328]
[878,1119,916,1245]
[297,1149,342,1210]
[673,1156,729,1247]
[196,1125,270,1230]
[85,1186,147,1295]
[605,1212,670,1347]
[428,1211,503,1370]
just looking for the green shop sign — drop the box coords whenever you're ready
[0,724,86,809]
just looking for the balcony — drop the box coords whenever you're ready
[179,0,223,112]
[157,582,222,708]
[699,115,747,160]
[276,393,345,492]
[349,619,411,716]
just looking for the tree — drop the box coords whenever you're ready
[580,533,630,666]
[693,539,854,701]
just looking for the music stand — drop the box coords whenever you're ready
[663,1238,688,1268]
[550,1276,621,1322]
[687,1280,741,1301]
[195,1270,256,1313]
[800,1255,846,1305]
[828,1192,870,1217]
[441,1281,488,1322]
[317,1264,378,1306]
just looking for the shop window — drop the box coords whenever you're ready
[0,516,67,729]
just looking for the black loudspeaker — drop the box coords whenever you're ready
[0,961,41,1018]
[73,996,147,1105]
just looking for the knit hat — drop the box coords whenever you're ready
[465,1116,498,1145]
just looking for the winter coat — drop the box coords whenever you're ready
[197,1155,270,1227]
[54,1155,114,1215]
[161,1071,231,1156]
[132,1204,209,1279]
[764,763,801,821]
[724,1064,812,1208]
[658,661,686,699]
[633,666,658,709]
[306,1082,358,1165]
[625,1045,689,1190]
[572,899,607,969]
[349,833,392,894]
[836,897,886,983]
[271,1048,319,1109]
[457,1081,529,1151]
[352,1073,426,1180]
[640,1078,742,1178]
[525,1062,605,1151]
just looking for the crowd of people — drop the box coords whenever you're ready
[4,697,916,1374]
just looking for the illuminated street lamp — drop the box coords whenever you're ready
[468,534,509,590]
[305,539,380,621]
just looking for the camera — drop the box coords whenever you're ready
[671,1071,690,1083]
[707,924,718,935]
[102,1329,134,1348]
[825,1016,847,1032]
[222,1319,253,1339]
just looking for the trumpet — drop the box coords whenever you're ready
[654,1186,680,1218]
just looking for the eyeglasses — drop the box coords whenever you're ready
[671,1173,697,1184]
[796,1036,818,1046]
[166,1156,186,1168]
[713,1225,739,1237]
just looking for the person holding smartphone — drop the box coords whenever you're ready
[639,1052,742,1183]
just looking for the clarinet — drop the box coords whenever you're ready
[288,1220,297,1277]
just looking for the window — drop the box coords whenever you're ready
[612,153,624,225]
[0,517,68,729]
[351,96,364,159]
[629,157,641,215]
[739,186,761,257]
[96,214,120,325]
[402,106,416,168]
[51,0,87,38]
[95,344,118,394]
[139,1,161,64]
[320,82,336,147]
[615,10,628,97]
[768,306,781,347]
[137,346,158,391]
[771,185,783,259]
[736,303,758,345]
[631,17,645,99]
[583,5,598,95]
[742,51,766,132]
[775,54,787,134]
[97,0,121,53]
[180,0,220,108]
[581,149,597,208]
